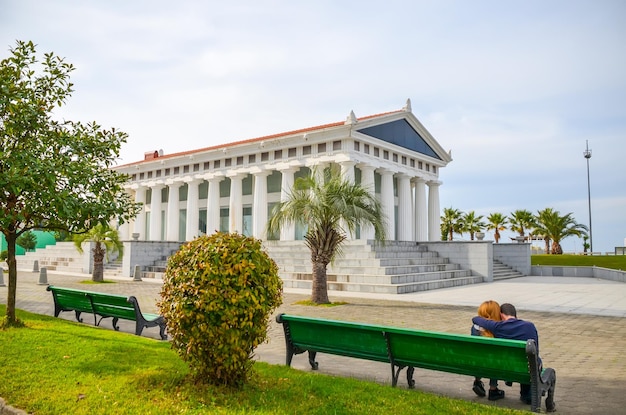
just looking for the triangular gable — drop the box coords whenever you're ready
[357,119,441,160]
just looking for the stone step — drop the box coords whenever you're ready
[283,274,484,294]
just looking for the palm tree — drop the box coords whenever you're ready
[74,223,123,282]
[440,207,463,241]
[509,209,536,241]
[462,211,486,241]
[534,208,588,254]
[534,208,556,254]
[267,167,385,304]
[486,213,508,243]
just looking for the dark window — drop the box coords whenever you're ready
[193,163,199,172]
[354,141,360,151]
[183,165,189,173]
[156,170,161,177]
[374,147,379,157]
[203,162,210,170]
[174,167,179,174]
[357,119,441,159]
[147,171,153,179]
[249,154,256,163]
[426,163,430,172]
[131,174,137,181]
[383,150,389,160]
[364,144,369,154]
[236,156,243,166]
[303,145,311,155]
[288,148,296,157]
[418,161,423,169]
[225,158,231,167]
[410,159,415,167]
[139,172,145,180]
[333,140,341,150]
[401,156,407,165]
[214,160,220,168]
[393,153,398,162]
[261,152,269,161]
[274,150,282,160]
[318,143,326,153]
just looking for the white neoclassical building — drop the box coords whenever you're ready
[113,100,453,244]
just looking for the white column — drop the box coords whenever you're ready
[397,174,412,241]
[149,184,164,241]
[132,186,146,240]
[428,181,441,241]
[279,167,297,241]
[185,178,201,241]
[359,165,376,240]
[229,174,244,233]
[413,178,428,241]
[118,218,130,240]
[206,177,222,235]
[166,181,182,241]
[253,171,270,240]
[313,162,327,183]
[379,169,395,240]
[340,161,356,183]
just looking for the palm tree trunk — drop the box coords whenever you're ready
[92,242,105,282]
[5,231,18,325]
[311,260,330,304]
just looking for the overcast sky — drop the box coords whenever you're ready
[2,0,624,252]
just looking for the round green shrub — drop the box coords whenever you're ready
[158,232,283,387]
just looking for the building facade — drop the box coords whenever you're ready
[113,100,452,243]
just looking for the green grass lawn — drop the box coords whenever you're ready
[531,254,626,270]
[0,306,526,415]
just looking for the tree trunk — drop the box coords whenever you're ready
[494,230,500,243]
[4,231,19,325]
[544,238,551,255]
[92,242,105,282]
[311,260,330,304]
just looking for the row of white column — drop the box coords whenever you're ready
[125,164,440,243]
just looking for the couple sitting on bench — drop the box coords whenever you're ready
[471,301,546,406]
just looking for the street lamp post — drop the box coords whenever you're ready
[583,140,593,253]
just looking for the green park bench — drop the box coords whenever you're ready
[276,313,556,413]
[47,285,167,340]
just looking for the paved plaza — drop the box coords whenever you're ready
[1,270,626,414]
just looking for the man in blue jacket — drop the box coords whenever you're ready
[472,303,539,404]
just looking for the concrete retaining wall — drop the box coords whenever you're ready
[122,241,183,277]
[531,265,626,282]
[420,241,493,281]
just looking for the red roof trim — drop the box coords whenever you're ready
[117,109,403,167]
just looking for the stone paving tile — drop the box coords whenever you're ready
[1,271,625,414]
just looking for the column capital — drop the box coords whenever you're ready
[182,175,203,184]
[427,180,442,187]
[165,178,184,187]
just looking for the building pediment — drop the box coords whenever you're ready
[357,119,440,160]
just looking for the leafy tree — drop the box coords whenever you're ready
[486,212,508,243]
[440,207,463,241]
[73,223,123,282]
[16,231,37,252]
[462,211,486,241]
[0,41,140,326]
[159,232,282,388]
[267,166,385,304]
[534,208,588,254]
[509,209,536,241]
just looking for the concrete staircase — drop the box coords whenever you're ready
[16,242,86,274]
[492,259,525,281]
[140,256,169,279]
[264,240,484,294]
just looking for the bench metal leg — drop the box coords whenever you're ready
[73,310,83,323]
[308,351,318,370]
